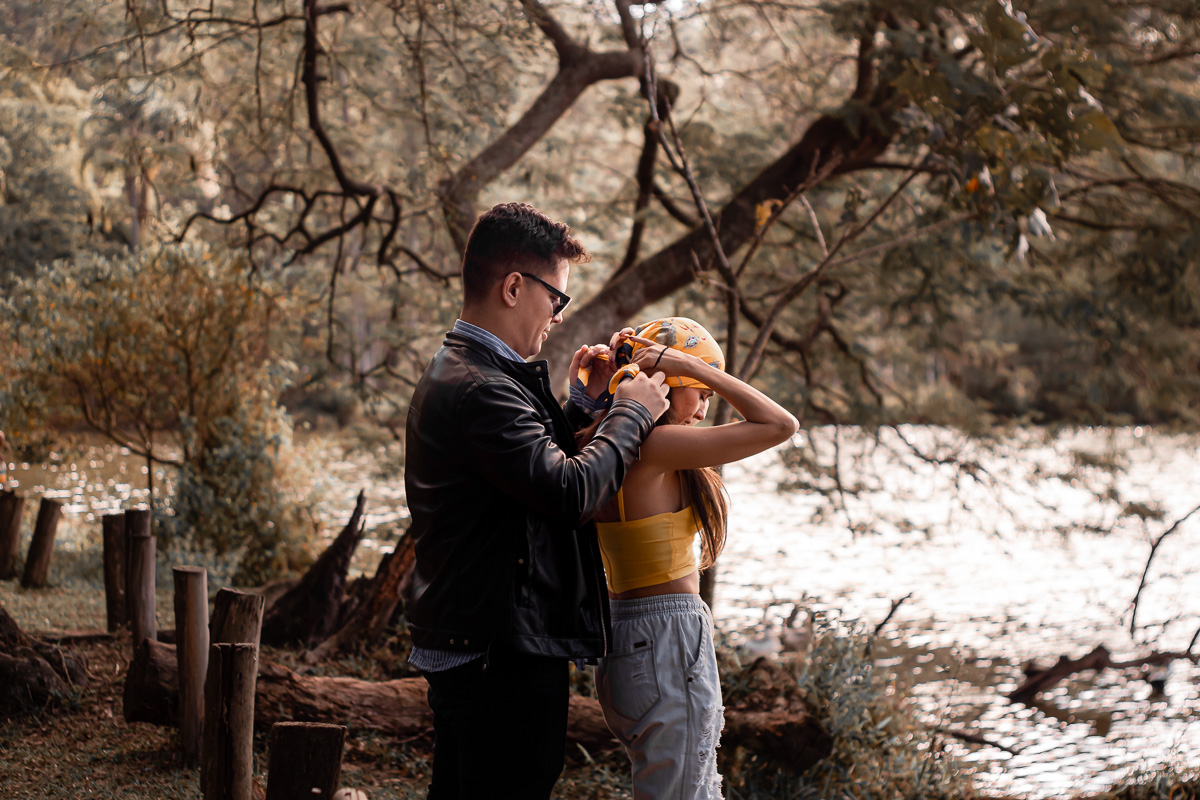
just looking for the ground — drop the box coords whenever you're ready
[0,579,633,800]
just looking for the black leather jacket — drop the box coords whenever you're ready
[404,332,655,659]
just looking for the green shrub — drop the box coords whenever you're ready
[720,621,970,800]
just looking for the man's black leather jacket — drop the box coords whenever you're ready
[404,332,655,659]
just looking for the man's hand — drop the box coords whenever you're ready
[569,343,621,400]
[613,371,670,420]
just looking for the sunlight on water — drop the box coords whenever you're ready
[719,426,1200,798]
[4,425,1197,797]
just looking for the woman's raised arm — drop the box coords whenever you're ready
[630,343,799,471]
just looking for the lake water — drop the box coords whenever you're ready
[4,426,1198,797]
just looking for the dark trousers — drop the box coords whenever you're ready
[423,650,569,800]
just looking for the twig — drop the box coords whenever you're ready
[872,592,912,638]
[930,726,1023,755]
[1129,503,1200,637]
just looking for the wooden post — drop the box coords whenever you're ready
[173,566,209,769]
[124,509,152,623]
[264,722,347,800]
[210,588,265,652]
[20,497,62,588]
[127,513,157,651]
[102,514,128,631]
[0,490,26,579]
[202,643,258,800]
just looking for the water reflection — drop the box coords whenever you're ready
[4,426,1198,797]
[718,427,1199,798]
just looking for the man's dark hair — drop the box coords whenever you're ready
[461,203,589,305]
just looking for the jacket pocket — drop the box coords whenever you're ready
[598,641,661,722]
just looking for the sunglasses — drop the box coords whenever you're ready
[520,272,572,316]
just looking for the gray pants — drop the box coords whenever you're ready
[596,594,725,799]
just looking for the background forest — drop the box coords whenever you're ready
[1,0,1199,796]
[4,0,1200,572]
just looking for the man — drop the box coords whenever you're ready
[404,202,669,798]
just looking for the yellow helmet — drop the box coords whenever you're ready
[621,317,725,390]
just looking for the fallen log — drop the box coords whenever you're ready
[125,640,831,772]
[261,492,366,649]
[1008,644,1200,704]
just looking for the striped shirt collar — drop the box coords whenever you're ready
[452,319,526,363]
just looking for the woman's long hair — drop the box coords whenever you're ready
[577,393,729,569]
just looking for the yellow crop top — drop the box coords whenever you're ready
[596,486,700,593]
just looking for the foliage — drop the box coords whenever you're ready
[0,244,322,580]
[0,65,127,280]
[0,0,1196,432]
[160,365,324,585]
[719,621,969,799]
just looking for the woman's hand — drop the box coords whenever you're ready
[627,335,704,379]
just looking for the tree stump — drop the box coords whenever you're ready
[261,491,366,649]
[304,532,416,661]
[265,722,347,800]
[211,588,265,651]
[1,606,87,716]
[20,497,62,588]
[102,514,128,632]
[174,566,209,768]
[0,490,26,579]
[127,518,157,652]
[202,643,259,800]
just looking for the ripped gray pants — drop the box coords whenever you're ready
[595,593,725,799]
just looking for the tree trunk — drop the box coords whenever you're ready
[174,566,209,768]
[20,497,62,588]
[202,643,258,800]
[101,514,128,632]
[260,491,365,649]
[541,113,896,388]
[699,564,717,610]
[265,722,346,800]
[0,490,26,579]
[124,641,831,773]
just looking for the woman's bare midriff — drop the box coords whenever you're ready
[609,570,700,600]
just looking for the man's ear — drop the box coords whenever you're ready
[500,272,521,309]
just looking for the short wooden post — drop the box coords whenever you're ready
[264,722,347,800]
[174,566,209,768]
[102,513,128,631]
[210,588,266,652]
[0,490,26,579]
[127,512,157,651]
[20,497,62,588]
[202,643,258,800]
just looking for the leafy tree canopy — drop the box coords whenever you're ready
[0,0,1196,429]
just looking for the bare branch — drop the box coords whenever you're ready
[1129,503,1200,637]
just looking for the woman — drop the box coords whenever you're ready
[575,317,798,799]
